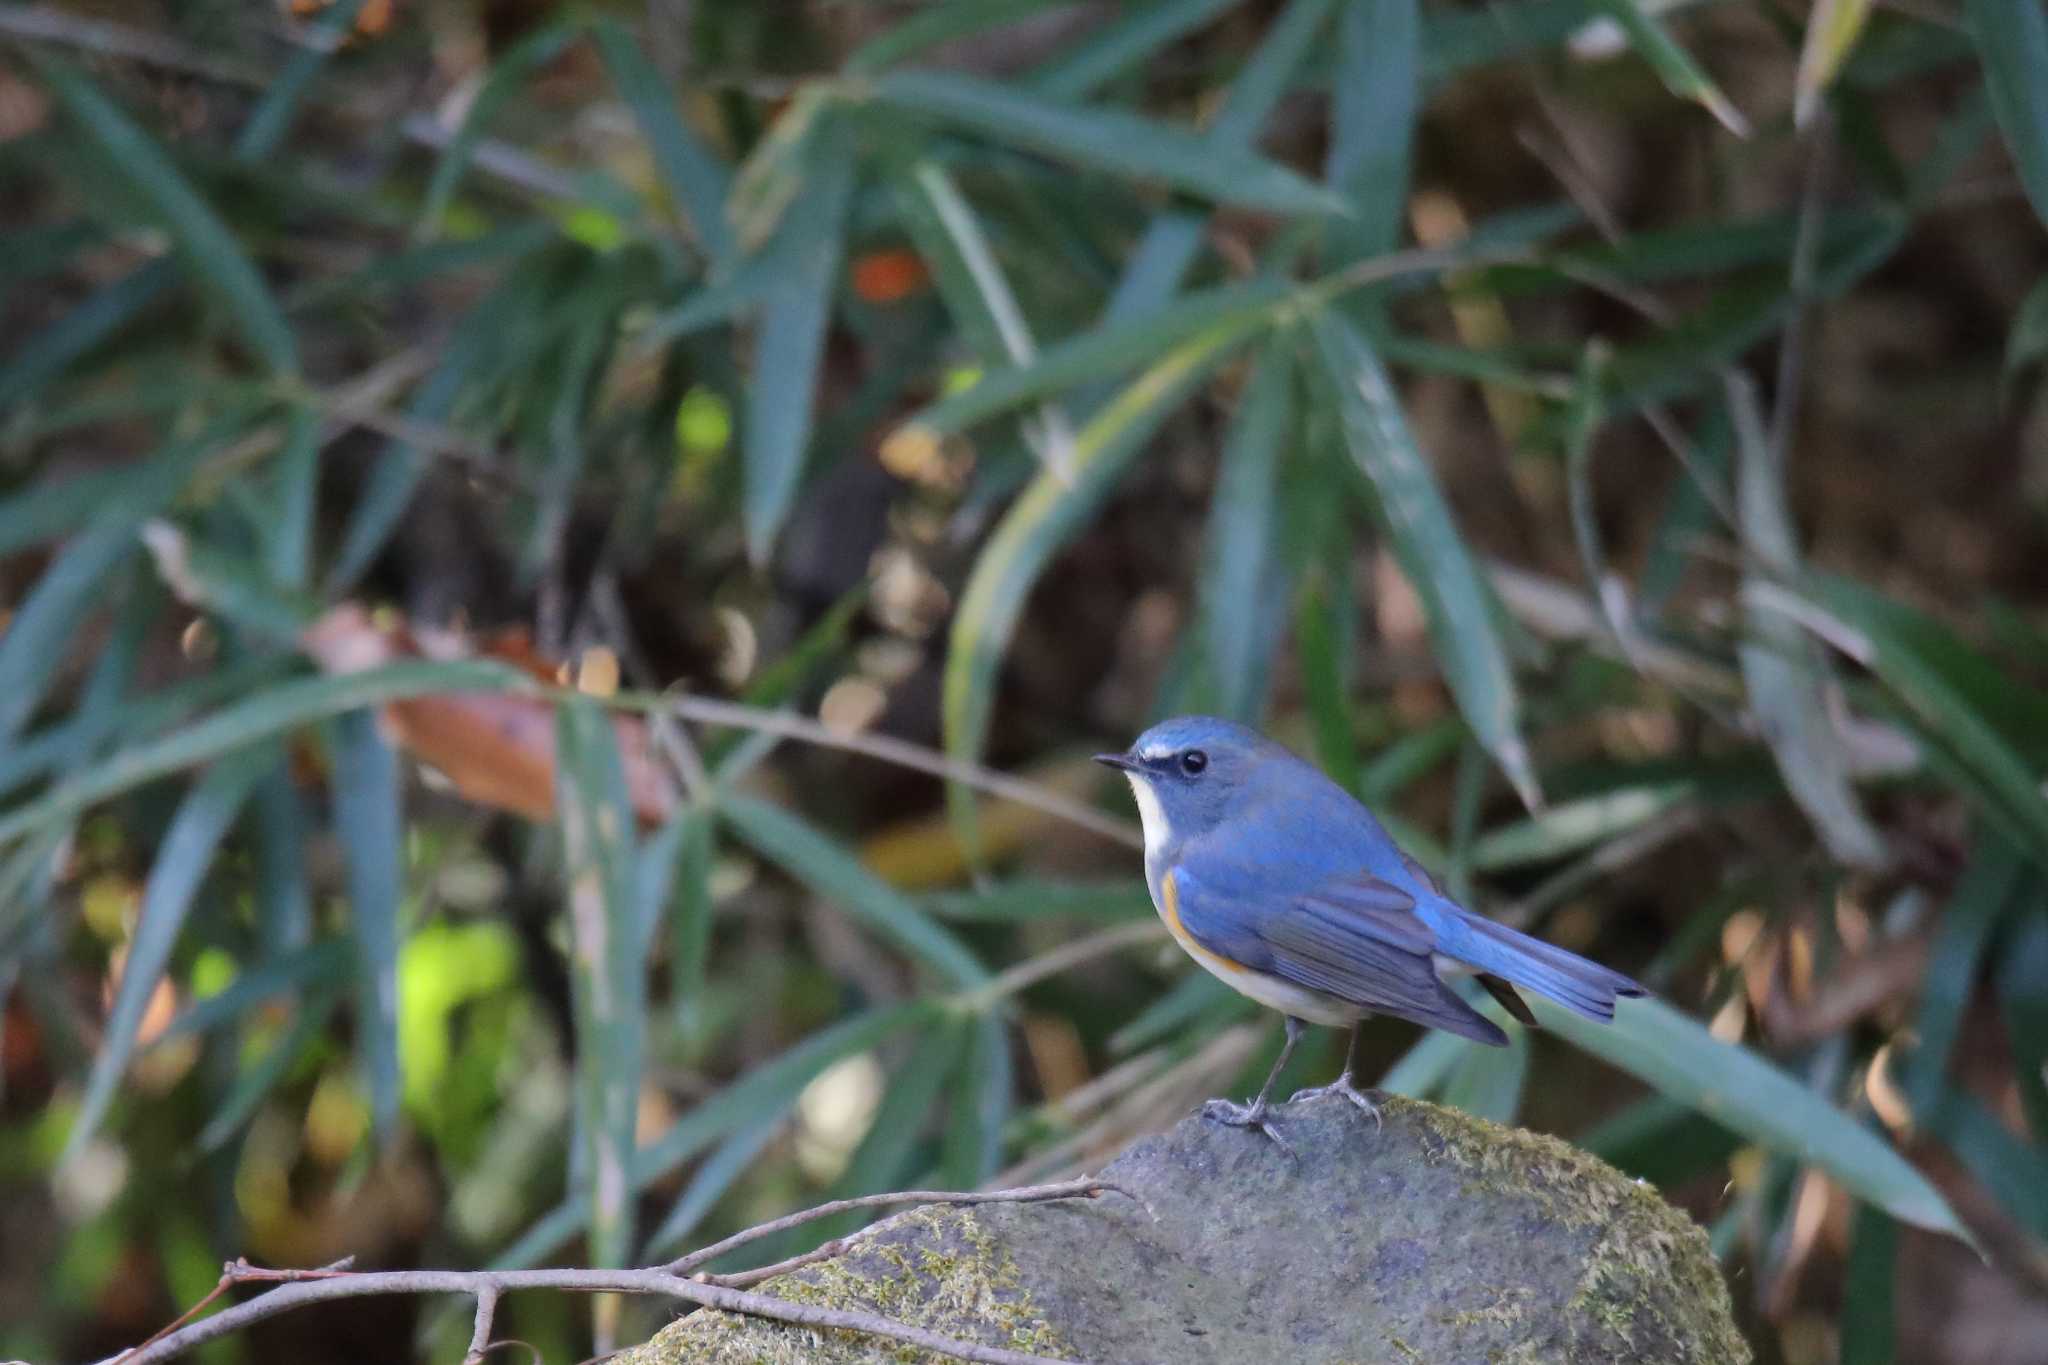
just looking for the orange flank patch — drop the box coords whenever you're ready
[1161,870,1245,975]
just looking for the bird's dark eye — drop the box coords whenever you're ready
[1179,750,1208,776]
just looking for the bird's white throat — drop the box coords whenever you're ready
[1122,774,1172,860]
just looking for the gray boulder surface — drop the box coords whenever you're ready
[617,1092,1750,1364]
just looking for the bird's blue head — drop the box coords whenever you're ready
[1094,715,1292,860]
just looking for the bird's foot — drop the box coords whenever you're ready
[1199,1097,1293,1154]
[1287,1073,1383,1131]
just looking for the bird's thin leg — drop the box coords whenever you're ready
[1287,1020,1382,1129]
[1201,1016,1305,1150]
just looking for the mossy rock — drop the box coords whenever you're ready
[617,1093,1750,1365]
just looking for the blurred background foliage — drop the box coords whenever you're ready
[1,0,2046,1361]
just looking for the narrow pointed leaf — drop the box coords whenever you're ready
[34,57,297,373]
[1586,0,1751,136]
[0,660,530,851]
[1968,0,2048,230]
[742,126,854,565]
[721,796,989,988]
[1730,378,1888,868]
[870,70,1349,216]
[556,698,647,1269]
[63,747,269,1162]
[1201,341,1292,721]
[1325,0,1419,263]
[1029,0,1239,102]
[0,260,174,413]
[593,17,735,265]
[943,328,1248,849]
[330,710,405,1144]
[1794,0,1874,129]
[1310,312,1540,810]
[418,16,585,236]
[1538,994,1973,1244]
[896,160,1075,478]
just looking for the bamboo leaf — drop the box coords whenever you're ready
[593,17,736,265]
[1586,0,1751,137]
[1200,340,1292,721]
[556,698,647,1269]
[1968,0,2048,230]
[62,747,270,1163]
[896,160,1077,479]
[418,15,585,236]
[1310,312,1541,810]
[1729,377,1888,869]
[742,123,855,565]
[943,328,1248,851]
[721,796,989,989]
[1794,0,1875,129]
[1028,0,1239,102]
[330,710,405,1145]
[1325,0,1419,263]
[870,70,1350,217]
[34,57,297,374]
[1538,994,1974,1245]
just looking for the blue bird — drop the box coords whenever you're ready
[1096,716,1643,1145]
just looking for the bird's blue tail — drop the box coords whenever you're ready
[1432,909,1644,1022]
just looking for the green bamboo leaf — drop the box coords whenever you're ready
[742,124,855,566]
[1794,0,1875,129]
[1902,837,2023,1114]
[0,523,136,748]
[1439,1026,1528,1124]
[924,879,1152,923]
[1469,782,1694,870]
[154,938,360,1046]
[0,659,530,851]
[663,808,718,1037]
[802,1024,965,1250]
[1968,0,2048,230]
[33,57,297,374]
[1540,993,1973,1244]
[1028,0,1239,102]
[0,260,175,414]
[62,747,270,1164]
[418,15,585,236]
[1806,574,2048,856]
[1110,970,1247,1056]
[1378,1025,1469,1099]
[1201,341,1292,722]
[1841,1203,1898,1365]
[720,796,989,989]
[869,70,1349,217]
[943,1012,1013,1187]
[894,279,1289,441]
[1729,377,1888,869]
[250,763,314,955]
[556,698,648,1269]
[1579,1095,1742,1187]
[1310,312,1540,810]
[1325,0,1418,263]
[1296,556,1362,795]
[1095,0,1334,330]
[895,160,1076,478]
[330,710,404,1145]
[1586,0,1751,136]
[235,0,366,160]
[943,328,1248,851]
[848,0,1067,72]
[266,406,321,592]
[494,1002,937,1269]
[196,986,340,1152]
[641,1112,783,1258]
[593,17,736,266]
[1994,908,2048,1141]
[2004,277,2048,395]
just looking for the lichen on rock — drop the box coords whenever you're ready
[616,1093,1751,1365]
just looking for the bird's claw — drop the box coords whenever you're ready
[1200,1097,1293,1154]
[1287,1074,1383,1131]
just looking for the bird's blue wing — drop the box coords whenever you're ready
[1172,862,1508,1046]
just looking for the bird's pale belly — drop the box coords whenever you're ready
[1157,871,1363,1027]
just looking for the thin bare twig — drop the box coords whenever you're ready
[627,693,1143,850]
[663,1175,1124,1276]
[102,1261,1087,1365]
[462,1283,501,1365]
[954,920,1167,1015]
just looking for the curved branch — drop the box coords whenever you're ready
[102,1262,1085,1365]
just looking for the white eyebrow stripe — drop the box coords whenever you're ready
[1138,743,1174,761]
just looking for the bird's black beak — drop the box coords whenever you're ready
[1093,751,1139,773]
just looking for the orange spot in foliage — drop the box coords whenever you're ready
[851,248,929,304]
